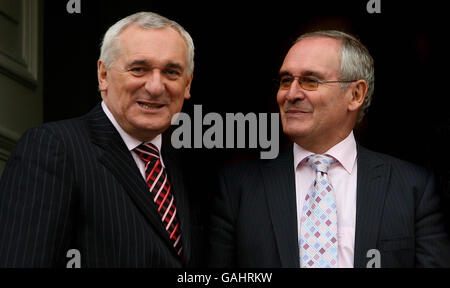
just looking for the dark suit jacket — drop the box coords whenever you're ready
[0,104,202,267]
[208,144,450,267]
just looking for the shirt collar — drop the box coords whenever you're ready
[293,131,357,174]
[101,101,162,153]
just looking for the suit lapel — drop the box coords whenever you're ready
[86,105,177,255]
[261,143,390,268]
[161,139,192,265]
[353,144,390,268]
[261,147,300,267]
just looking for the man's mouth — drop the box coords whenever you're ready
[137,101,165,110]
[286,109,311,114]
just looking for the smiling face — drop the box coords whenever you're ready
[98,25,192,141]
[277,37,358,153]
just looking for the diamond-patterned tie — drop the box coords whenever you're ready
[299,154,338,268]
[133,143,183,258]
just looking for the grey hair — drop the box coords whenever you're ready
[296,30,374,123]
[100,11,195,76]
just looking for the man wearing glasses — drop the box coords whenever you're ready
[208,30,450,268]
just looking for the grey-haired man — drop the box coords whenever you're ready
[0,11,201,268]
[208,30,450,268]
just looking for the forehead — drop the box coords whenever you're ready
[280,37,342,77]
[117,25,188,66]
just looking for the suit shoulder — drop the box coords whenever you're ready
[10,116,90,161]
[24,116,87,143]
[360,146,432,179]
[41,116,86,135]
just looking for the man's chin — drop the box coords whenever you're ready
[141,124,168,134]
[129,122,169,140]
[134,115,170,131]
[283,126,310,139]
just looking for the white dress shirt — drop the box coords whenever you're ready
[101,101,165,180]
[294,131,358,268]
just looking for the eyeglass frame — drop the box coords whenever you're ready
[275,74,358,91]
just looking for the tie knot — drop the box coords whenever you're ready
[133,142,160,163]
[307,154,335,173]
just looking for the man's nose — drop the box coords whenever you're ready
[285,79,306,102]
[144,70,165,96]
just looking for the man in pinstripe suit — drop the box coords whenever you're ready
[208,30,450,267]
[0,12,202,267]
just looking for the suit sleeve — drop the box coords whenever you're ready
[415,170,450,267]
[0,127,75,267]
[207,169,238,267]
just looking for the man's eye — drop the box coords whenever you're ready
[302,77,318,84]
[165,70,181,78]
[129,67,147,75]
[280,77,293,83]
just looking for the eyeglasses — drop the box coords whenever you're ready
[276,75,357,91]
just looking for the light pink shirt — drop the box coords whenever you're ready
[294,131,357,268]
[101,101,165,180]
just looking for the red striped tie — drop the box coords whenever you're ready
[133,143,183,258]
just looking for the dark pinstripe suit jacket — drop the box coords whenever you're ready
[208,145,450,267]
[0,104,202,267]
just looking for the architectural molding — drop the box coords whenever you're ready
[0,125,19,161]
[0,0,38,87]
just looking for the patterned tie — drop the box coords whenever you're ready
[133,143,183,258]
[299,154,338,268]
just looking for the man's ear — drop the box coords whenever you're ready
[97,60,109,92]
[348,79,367,112]
[184,74,193,100]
